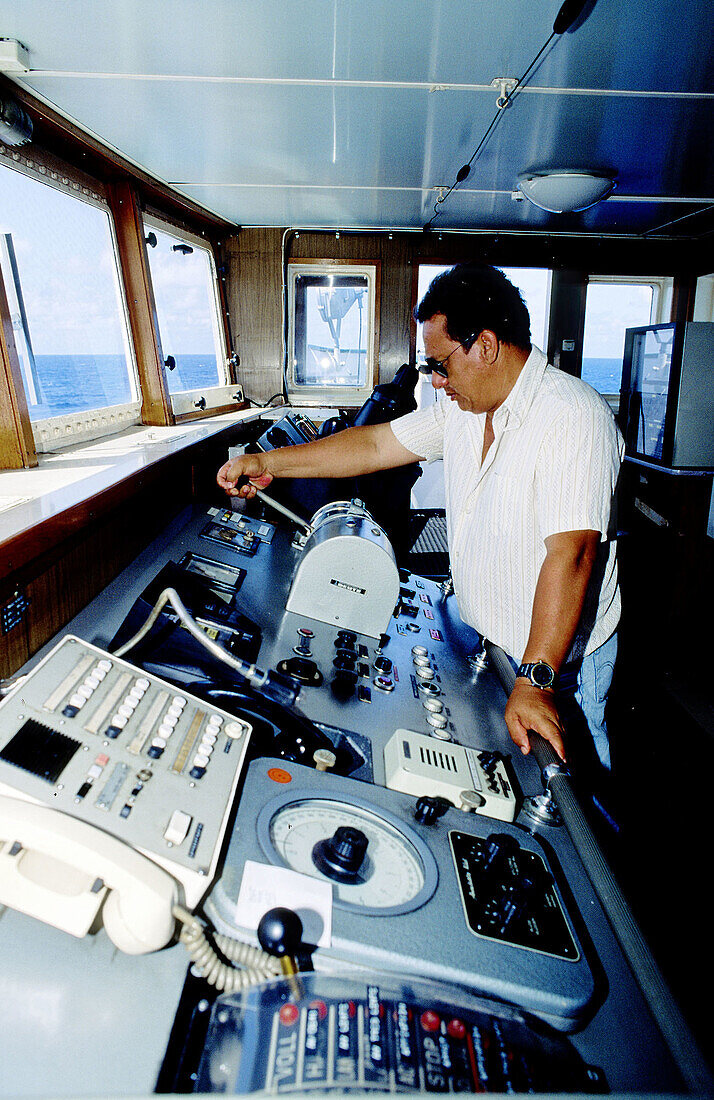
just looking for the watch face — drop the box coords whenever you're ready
[532,662,555,688]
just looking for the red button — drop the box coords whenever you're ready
[267,767,292,784]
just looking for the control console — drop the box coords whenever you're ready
[0,636,252,919]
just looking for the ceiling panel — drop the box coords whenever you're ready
[1,0,712,235]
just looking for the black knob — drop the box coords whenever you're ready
[331,669,357,700]
[312,826,368,883]
[257,907,304,958]
[414,795,451,826]
[373,655,393,674]
[481,833,519,874]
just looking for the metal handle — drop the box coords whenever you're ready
[485,639,712,1094]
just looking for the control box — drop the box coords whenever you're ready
[384,728,517,821]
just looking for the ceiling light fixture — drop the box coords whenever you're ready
[516,171,615,213]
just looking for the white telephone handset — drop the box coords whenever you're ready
[0,794,178,954]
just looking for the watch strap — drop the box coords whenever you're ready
[516,660,557,690]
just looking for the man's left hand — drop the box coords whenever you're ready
[504,680,566,762]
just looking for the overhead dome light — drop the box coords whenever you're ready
[516,171,615,213]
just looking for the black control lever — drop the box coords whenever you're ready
[257,907,312,992]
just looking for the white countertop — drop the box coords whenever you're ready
[0,406,337,550]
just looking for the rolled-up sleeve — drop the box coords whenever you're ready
[390,401,447,462]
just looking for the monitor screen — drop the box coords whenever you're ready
[631,326,674,461]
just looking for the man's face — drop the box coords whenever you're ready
[422,313,504,415]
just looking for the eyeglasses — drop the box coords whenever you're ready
[418,333,477,378]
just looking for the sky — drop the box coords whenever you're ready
[0,162,218,358]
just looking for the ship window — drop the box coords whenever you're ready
[582,278,667,398]
[143,219,230,415]
[287,262,379,405]
[0,159,140,449]
[415,264,551,407]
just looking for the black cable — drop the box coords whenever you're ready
[244,393,289,408]
[424,0,593,230]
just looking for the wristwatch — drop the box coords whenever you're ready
[516,660,557,690]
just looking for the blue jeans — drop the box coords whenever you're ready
[507,633,617,771]
[558,633,617,771]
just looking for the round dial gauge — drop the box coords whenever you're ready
[264,797,436,914]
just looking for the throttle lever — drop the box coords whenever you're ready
[236,476,313,535]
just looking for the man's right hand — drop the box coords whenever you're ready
[216,453,274,498]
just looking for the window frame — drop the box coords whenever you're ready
[286,259,380,407]
[142,214,240,420]
[0,151,143,452]
[582,275,672,403]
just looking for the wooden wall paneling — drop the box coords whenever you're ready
[0,263,37,470]
[0,453,200,677]
[108,180,173,427]
[377,234,414,379]
[670,273,698,324]
[227,229,284,405]
[286,231,414,383]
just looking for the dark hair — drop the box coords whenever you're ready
[415,264,531,351]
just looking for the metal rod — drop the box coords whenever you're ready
[485,639,712,1094]
[254,488,313,535]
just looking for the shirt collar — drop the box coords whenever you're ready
[494,345,548,430]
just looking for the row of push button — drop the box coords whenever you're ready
[412,645,451,740]
[63,658,114,717]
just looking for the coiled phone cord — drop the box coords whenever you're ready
[173,905,282,992]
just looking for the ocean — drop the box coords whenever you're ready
[23,353,624,421]
[581,357,623,395]
[25,353,220,420]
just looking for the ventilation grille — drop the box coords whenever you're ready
[419,744,458,773]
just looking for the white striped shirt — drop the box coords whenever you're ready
[391,346,624,663]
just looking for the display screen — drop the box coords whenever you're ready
[632,327,674,461]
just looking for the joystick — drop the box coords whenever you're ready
[257,907,305,996]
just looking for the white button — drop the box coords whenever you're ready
[111,713,127,729]
[193,752,210,768]
[172,696,187,708]
[151,736,167,750]
[199,742,214,756]
[87,764,103,779]
[123,696,139,711]
[426,712,448,729]
[69,693,86,709]
[129,686,145,701]
[92,667,107,681]
[201,732,217,746]
[415,666,435,680]
[97,660,113,672]
[118,703,134,718]
[163,810,192,846]
[158,722,174,738]
[84,675,101,690]
[225,720,249,739]
[163,714,178,728]
[207,714,223,728]
[136,678,150,690]
[77,685,94,700]
[167,704,183,719]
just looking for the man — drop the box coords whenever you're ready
[217,264,623,769]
